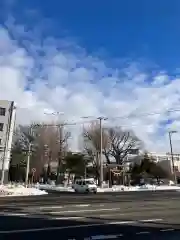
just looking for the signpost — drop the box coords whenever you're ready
[127,149,139,155]
[31,168,36,183]
[32,168,36,173]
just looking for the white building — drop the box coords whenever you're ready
[120,151,180,176]
[149,152,180,176]
[0,100,16,183]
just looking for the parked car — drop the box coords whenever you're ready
[72,178,97,193]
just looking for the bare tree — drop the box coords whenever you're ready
[34,124,59,163]
[83,122,109,152]
[83,122,110,182]
[30,122,70,170]
[104,127,142,165]
[84,123,142,165]
[11,122,71,182]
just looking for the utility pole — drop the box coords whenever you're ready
[168,131,177,184]
[25,142,31,187]
[81,116,107,186]
[56,124,64,184]
[24,125,35,187]
[98,117,104,188]
[84,156,87,179]
[43,112,66,184]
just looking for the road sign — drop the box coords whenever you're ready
[32,168,36,173]
[127,149,139,155]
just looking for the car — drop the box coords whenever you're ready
[72,178,97,193]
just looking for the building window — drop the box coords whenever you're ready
[0,139,1,145]
[0,107,6,116]
[0,123,3,131]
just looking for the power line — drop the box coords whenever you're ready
[109,108,180,120]
[14,107,180,130]
[80,109,180,121]
[15,118,179,130]
[16,106,180,121]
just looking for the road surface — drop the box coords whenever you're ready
[0,190,180,239]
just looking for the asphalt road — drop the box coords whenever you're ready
[0,191,180,239]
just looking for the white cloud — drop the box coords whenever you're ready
[1,18,180,154]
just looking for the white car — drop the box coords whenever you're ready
[72,178,97,193]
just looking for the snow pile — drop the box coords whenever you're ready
[0,184,48,197]
[36,183,74,192]
[98,184,180,192]
[36,183,180,193]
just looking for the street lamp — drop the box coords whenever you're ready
[44,112,65,184]
[25,143,32,187]
[97,117,108,188]
[81,116,108,187]
[168,130,178,184]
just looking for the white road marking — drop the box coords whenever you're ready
[136,231,150,235]
[0,223,121,234]
[0,219,163,234]
[51,216,84,220]
[50,208,120,214]
[91,234,121,239]
[160,228,174,232]
[0,212,28,216]
[84,235,123,240]
[39,206,63,209]
[110,221,135,225]
[139,218,163,222]
[39,204,90,209]
[99,213,125,217]
[109,219,163,225]
[75,204,90,207]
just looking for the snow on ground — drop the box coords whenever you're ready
[98,184,180,192]
[36,183,180,193]
[1,183,179,196]
[35,183,74,192]
[0,184,48,197]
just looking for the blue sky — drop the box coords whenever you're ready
[2,0,180,72]
[1,0,180,152]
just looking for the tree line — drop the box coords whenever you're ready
[9,122,170,185]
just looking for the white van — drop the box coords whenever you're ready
[72,178,97,193]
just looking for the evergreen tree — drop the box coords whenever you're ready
[130,153,169,184]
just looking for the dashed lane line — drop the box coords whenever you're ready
[39,206,63,209]
[39,204,91,209]
[160,228,174,232]
[0,223,123,234]
[51,216,84,220]
[82,229,178,240]
[140,218,163,222]
[136,231,150,235]
[38,204,95,209]
[0,211,176,236]
[0,212,27,216]
[86,234,122,239]
[0,211,164,225]
[108,219,163,225]
[0,228,177,238]
[0,212,84,220]
[98,213,125,217]
[49,208,121,214]
[74,204,91,207]
[0,218,165,234]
